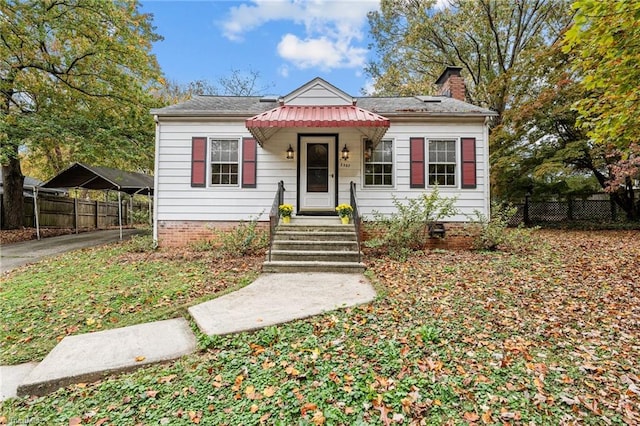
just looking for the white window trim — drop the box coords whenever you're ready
[363,138,395,189]
[426,137,459,189]
[208,136,242,188]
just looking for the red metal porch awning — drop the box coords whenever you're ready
[246,105,390,146]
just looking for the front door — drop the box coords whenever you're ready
[299,135,336,213]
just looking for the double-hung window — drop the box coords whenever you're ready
[364,139,393,186]
[210,139,239,185]
[428,139,456,186]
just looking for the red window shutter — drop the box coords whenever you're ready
[242,137,257,188]
[191,137,207,187]
[410,137,425,188]
[461,137,477,189]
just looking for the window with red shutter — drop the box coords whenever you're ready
[242,137,257,188]
[410,137,425,188]
[461,137,477,189]
[191,137,207,187]
[428,139,457,186]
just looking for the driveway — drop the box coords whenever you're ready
[1,229,144,273]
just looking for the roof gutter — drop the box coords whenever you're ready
[152,110,497,120]
[382,111,498,118]
[150,111,256,119]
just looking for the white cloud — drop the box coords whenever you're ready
[277,34,367,71]
[278,64,290,78]
[221,0,378,71]
[361,78,376,96]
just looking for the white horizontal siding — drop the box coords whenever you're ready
[155,122,299,221]
[352,121,488,221]
[154,118,490,224]
[286,84,351,106]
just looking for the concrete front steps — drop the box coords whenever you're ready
[263,217,365,273]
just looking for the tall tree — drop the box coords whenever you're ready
[0,0,162,229]
[366,0,572,126]
[158,79,219,105]
[157,69,274,105]
[563,0,640,202]
[218,69,273,97]
[492,42,638,219]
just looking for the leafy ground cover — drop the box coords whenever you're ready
[2,230,639,425]
[0,228,77,244]
[0,237,262,364]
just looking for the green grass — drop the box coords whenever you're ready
[0,236,262,364]
[1,230,639,425]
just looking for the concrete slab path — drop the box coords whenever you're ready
[2,273,376,400]
[17,318,197,397]
[0,362,38,400]
[189,273,377,335]
[1,228,144,273]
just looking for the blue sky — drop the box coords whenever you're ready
[140,0,381,96]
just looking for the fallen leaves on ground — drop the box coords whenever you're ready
[0,227,76,244]
[2,230,639,425]
[0,243,263,364]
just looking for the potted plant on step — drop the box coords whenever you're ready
[336,203,353,224]
[279,204,293,224]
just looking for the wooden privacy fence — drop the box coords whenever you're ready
[1,194,150,229]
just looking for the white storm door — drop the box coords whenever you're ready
[299,136,336,212]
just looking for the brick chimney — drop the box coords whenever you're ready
[435,66,465,102]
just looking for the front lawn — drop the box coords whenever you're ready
[2,230,639,424]
[0,236,262,364]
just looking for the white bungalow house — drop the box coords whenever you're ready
[151,67,496,247]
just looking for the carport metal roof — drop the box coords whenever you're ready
[42,163,153,195]
[40,163,153,241]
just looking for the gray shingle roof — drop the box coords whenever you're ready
[151,96,274,115]
[151,95,496,117]
[356,96,495,116]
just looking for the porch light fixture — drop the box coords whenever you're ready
[286,144,294,160]
[341,144,350,161]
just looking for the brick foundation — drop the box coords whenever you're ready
[361,222,480,251]
[158,220,480,251]
[157,220,268,247]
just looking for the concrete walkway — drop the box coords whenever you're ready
[1,273,376,400]
[17,319,197,397]
[189,273,376,335]
[1,229,143,273]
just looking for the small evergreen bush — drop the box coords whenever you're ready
[124,234,157,253]
[365,188,458,259]
[210,216,268,257]
[472,203,538,252]
[130,209,151,225]
[189,239,217,252]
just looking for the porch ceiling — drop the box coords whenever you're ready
[245,105,390,146]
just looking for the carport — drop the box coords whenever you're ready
[40,163,154,240]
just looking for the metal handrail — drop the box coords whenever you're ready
[268,180,285,261]
[350,181,362,263]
